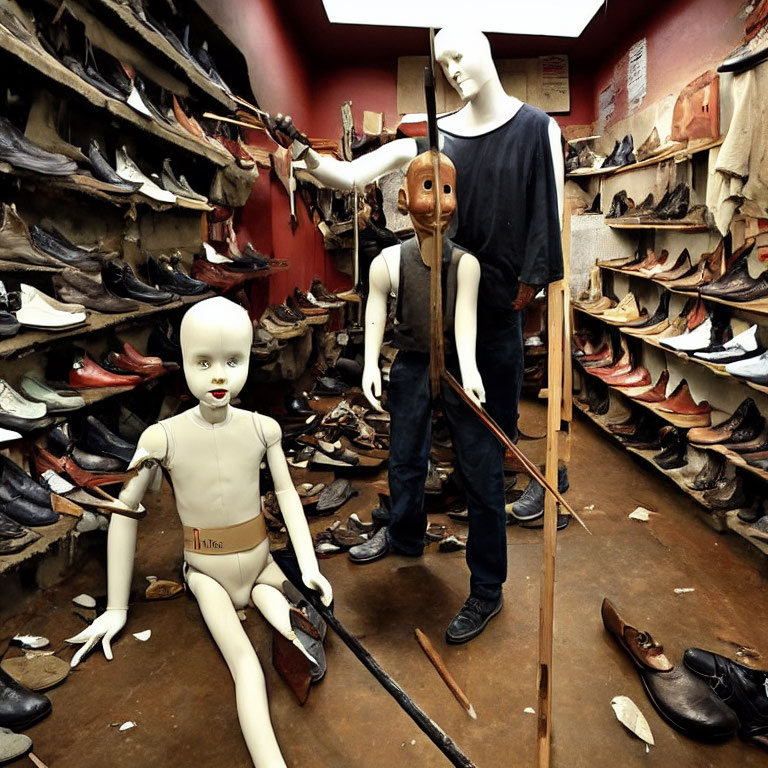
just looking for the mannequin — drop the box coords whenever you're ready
[293,27,564,641]
[66,297,333,768]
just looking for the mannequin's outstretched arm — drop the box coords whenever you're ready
[264,418,332,606]
[296,138,419,192]
[453,254,485,405]
[362,251,396,411]
[66,424,167,666]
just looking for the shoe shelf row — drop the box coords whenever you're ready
[67,0,237,112]
[0,25,232,168]
[572,397,732,532]
[566,137,724,180]
[0,292,209,361]
[0,160,206,214]
[0,514,77,577]
[606,221,710,232]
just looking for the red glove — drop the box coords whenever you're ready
[512,282,537,311]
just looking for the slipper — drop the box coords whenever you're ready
[0,655,69,692]
[0,727,31,762]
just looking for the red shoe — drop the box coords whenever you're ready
[70,352,142,388]
[34,445,132,488]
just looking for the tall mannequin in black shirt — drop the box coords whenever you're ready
[292,27,564,641]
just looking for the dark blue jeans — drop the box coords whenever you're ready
[386,311,523,601]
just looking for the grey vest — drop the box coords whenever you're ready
[393,236,464,354]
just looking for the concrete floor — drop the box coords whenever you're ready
[2,398,768,768]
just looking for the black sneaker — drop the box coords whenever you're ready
[445,594,503,644]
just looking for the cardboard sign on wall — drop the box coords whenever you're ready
[397,55,569,115]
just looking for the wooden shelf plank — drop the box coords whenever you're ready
[606,220,710,232]
[0,516,78,577]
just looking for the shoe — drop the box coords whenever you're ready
[695,324,760,364]
[348,526,390,564]
[69,351,142,388]
[0,117,77,176]
[683,648,768,747]
[653,426,687,469]
[47,424,125,473]
[601,598,739,741]
[600,293,642,324]
[724,422,768,454]
[688,453,726,491]
[606,190,634,219]
[115,147,176,203]
[0,511,40,554]
[310,279,345,308]
[688,398,764,445]
[145,254,209,295]
[285,393,316,417]
[82,415,137,463]
[622,293,670,335]
[106,342,166,377]
[702,474,747,510]
[653,182,690,220]
[160,158,208,203]
[630,369,670,403]
[635,127,661,161]
[651,380,712,427]
[102,259,175,305]
[193,41,231,92]
[19,375,84,412]
[87,140,141,191]
[29,225,102,272]
[147,319,183,364]
[700,245,756,299]
[16,284,87,330]
[653,249,693,282]
[0,204,64,267]
[660,316,713,352]
[0,379,51,432]
[507,464,568,522]
[748,515,768,542]
[0,666,52,730]
[0,311,20,339]
[315,478,355,514]
[0,487,58,526]
[445,594,503,644]
[726,350,768,385]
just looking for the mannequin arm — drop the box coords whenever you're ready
[548,117,565,228]
[454,254,485,405]
[362,252,394,411]
[264,418,332,606]
[297,138,418,192]
[66,424,167,666]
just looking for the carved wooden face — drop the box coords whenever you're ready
[399,152,457,241]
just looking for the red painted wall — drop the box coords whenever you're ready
[592,0,745,128]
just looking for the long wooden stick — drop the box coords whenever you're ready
[415,628,477,719]
[442,372,590,534]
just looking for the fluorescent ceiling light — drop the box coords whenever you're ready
[321,1,605,38]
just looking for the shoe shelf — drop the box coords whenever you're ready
[605,221,710,232]
[566,138,724,180]
[725,510,768,557]
[0,292,211,361]
[0,161,207,214]
[0,259,62,274]
[0,514,77,577]
[573,398,730,531]
[704,443,768,485]
[574,304,768,407]
[0,26,232,168]
[76,0,237,112]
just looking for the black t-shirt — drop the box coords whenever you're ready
[417,104,563,323]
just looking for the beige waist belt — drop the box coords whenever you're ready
[183,515,267,555]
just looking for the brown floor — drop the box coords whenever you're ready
[2,398,768,768]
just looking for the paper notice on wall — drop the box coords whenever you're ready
[598,83,615,128]
[627,39,647,112]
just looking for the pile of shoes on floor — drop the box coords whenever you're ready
[601,597,768,751]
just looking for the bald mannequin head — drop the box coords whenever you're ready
[180,297,252,410]
[434,28,495,101]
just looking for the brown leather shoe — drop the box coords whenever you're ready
[0,203,61,267]
[105,350,165,377]
[688,397,763,445]
[33,445,132,489]
[654,249,693,281]
[69,352,142,388]
[601,598,673,671]
[665,242,724,289]
[631,370,670,403]
[53,268,140,314]
[603,366,651,388]
[651,380,712,426]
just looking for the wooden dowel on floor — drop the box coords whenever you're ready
[415,628,477,720]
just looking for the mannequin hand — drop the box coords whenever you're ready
[302,570,333,607]
[362,366,385,412]
[66,608,127,668]
[461,369,486,407]
[511,282,537,311]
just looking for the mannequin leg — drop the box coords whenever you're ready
[251,582,316,665]
[387,351,432,554]
[186,568,287,768]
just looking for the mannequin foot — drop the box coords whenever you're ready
[445,594,503,644]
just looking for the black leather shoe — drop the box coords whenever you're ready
[102,259,175,305]
[445,594,503,644]
[0,511,40,555]
[0,455,51,508]
[88,140,142,192]
[0,117,77,176]
[684,648,768,747]
[285,392,315,417]
[655,182,690,220]
[606,190,633,219]
[701,245,755,298]
[82,415,137,463]
[0,490,58,526]
[509,464,568,522]
[63,55,126,101]
[688,453,726,491]
[30,225,102,273]
[54,268,139,314]
[653,427,687,469]
[0,311,20,339]
[0,666,52,729]
[47,423,125,472]
[602,598,739,741]
[146,254,209,295]
[147,318,182,364]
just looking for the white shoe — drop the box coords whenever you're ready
[17,285,87,329]
[203,242,233,264]
[0,379,46,419]
[0,426,22,443]
[20,283,85,313]
[115,147,176,203]
[126,85,153,119]
[694,324,759,362]
[725,350,768,383]
[660,317,712,352]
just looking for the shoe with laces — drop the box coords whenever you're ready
[445,594,503,644]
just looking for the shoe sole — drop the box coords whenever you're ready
[445,598,503,644]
